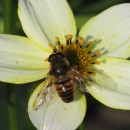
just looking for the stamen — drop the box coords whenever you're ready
[95,61,100,65]
[56,37,61,45]
[60,44,64,50]
[82,72,88,76]
[87,49,92,54]
[67,34,73,40]
[67,34,73,45]
[54,48,57,52]
[48,43,57,52]
[79,37,84,42]
[86,40,93,48]
[44,58,48,62]
[88,40,93,45]
[88,71,96,76]
[96,52,100,56]
[90,61,96,64]
[87,56,92,61]
[80,45,82,48]
[48,35,101,77]
[76,39,79,44]
[92,52,100,58]
[89,61,100,65]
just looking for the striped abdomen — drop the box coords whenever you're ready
[55,78,74,103]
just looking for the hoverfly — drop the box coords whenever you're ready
[33,52,101,110]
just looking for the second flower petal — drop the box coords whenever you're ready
[79,4,130,58]
[0,35,50,83]
[18,0,77,45]
[28,82,86,130]
[88,57,130,109]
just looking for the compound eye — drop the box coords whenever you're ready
[48,52,65,62]
[48,54,56,62]
[56,52,65,59]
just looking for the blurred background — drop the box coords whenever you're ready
[0,0,130,130]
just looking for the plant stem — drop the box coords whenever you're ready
[4,0,12,33]
[79,122,85,130]
[4,0,18,129]
[7,86,18,130]
[8,101,18,130]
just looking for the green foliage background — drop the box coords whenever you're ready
[0,0,130,130]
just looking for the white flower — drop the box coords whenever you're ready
[0,0,130,130]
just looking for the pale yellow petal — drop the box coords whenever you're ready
[28,82,86,130]
[18,0,77,46]
[79,4,130,58]
[88,57,130,109]
[0,34,50,83]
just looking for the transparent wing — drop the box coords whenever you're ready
[73,75,86,93]
[71,67,102,94]
[33,74,56,110]
[84,79,102,94]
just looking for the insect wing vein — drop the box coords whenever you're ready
[33,75,56,110]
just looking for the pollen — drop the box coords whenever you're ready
[50,35,101,76]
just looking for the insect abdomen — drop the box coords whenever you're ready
[55,78,74,103]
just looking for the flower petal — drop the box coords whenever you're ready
[88,57,130,109]
[79,4,130,58]
[28,83,86,130]
[0,34,50,83]
[18,0,77,45]
[18,0,49,49]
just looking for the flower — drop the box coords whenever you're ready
[1,0,130,130]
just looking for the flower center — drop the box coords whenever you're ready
[48,35,100,76]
